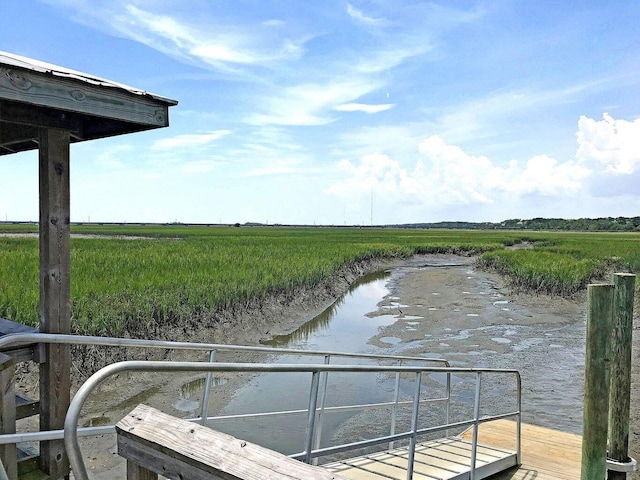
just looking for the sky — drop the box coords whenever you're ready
[1,0,640,225]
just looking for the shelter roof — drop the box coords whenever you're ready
[0,50,178,155]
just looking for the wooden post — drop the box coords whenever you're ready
[581,283,614,480]
[0,353,17,480]
[38,128,71,479]
[127,461,158,480]
[608,273,636,479]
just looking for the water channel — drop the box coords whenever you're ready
[183,257,586,455]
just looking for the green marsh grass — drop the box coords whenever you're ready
[0,225,637,335]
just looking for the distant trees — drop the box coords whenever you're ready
[400,217,640,231]
[497,217,640,232]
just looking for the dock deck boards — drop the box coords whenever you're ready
[323,420,581,480]
[323,436,517,480]
[460,420,582,479]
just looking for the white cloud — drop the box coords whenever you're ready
[181,160,219,174]
[327,135,589,206]
[245,159,321,177]
[246,79,382,126]
[435,78,622,144]
[576,113,640,174]
[334,103,395,114]
[346,3,389,27]
[50,2,306,72]
[152,130,231,150]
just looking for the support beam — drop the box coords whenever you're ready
[38,128,71,479]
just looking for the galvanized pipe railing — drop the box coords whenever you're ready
[61,360,521,480]
[0,333,452,367]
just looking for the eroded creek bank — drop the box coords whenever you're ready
[29,254,591,479]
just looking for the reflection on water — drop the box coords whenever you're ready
[208,269,404,454]
[263,270,391,347]
[174,376,229,413]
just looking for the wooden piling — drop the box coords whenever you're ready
[581,283,614,480]
[38,128,71,479]
[608,273,636,480]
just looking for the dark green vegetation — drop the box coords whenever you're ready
[0,224,637,336]
[393,216,640,231]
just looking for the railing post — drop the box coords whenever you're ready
[304,371,321,464]
[389,359,402,450]
[312,355,331,465]
[608,273,636,479]
[406,371,422,480]
[199,350,217,425]
[581,283,614,480]
[470,372,482,480]
[516,373,522,465]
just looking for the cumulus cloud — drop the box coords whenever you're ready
[327,135,589,207]
[576,113,640,174]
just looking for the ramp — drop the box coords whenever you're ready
[324,436,517,480]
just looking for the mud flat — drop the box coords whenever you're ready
[14,254,639,479]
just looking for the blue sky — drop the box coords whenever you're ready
[1,0,640,225]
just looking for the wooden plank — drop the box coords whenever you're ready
[116,404,350,480]
[461,420,582,479]
[126,460,158,480]
[0,66,171,127]
[324,436,518,480]
[367,452,461,478]
[0,353,17,480]
[323,463,390,480]
[38,128,71,479]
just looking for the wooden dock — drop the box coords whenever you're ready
[323,420,581,480]
[115,405,583,480]
[324,437,517,479]
[460,419,582,479]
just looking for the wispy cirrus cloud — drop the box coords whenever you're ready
[152,130,231,150]
[346,3,390,28]
[244,159,321,177]
[245,79,383,126]
[334,103,395,114]
[45,1,307,72]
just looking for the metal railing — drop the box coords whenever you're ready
[0,334,521,480]
[64,362,520,480]
[0,333,447,443]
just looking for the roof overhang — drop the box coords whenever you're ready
[0,50,178,155]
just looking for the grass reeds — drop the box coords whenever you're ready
[0,225,637,336]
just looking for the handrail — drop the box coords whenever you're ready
[63,361,521,480]
[0,332,448,446]
[0,332,450,366]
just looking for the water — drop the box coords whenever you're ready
[207,270,407,454]
[181,259,585,454]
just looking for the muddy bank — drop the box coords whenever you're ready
[14,253,640,479]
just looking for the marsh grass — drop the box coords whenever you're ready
[0,225,637,335]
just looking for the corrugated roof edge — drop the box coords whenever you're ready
[0,50,178,106]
